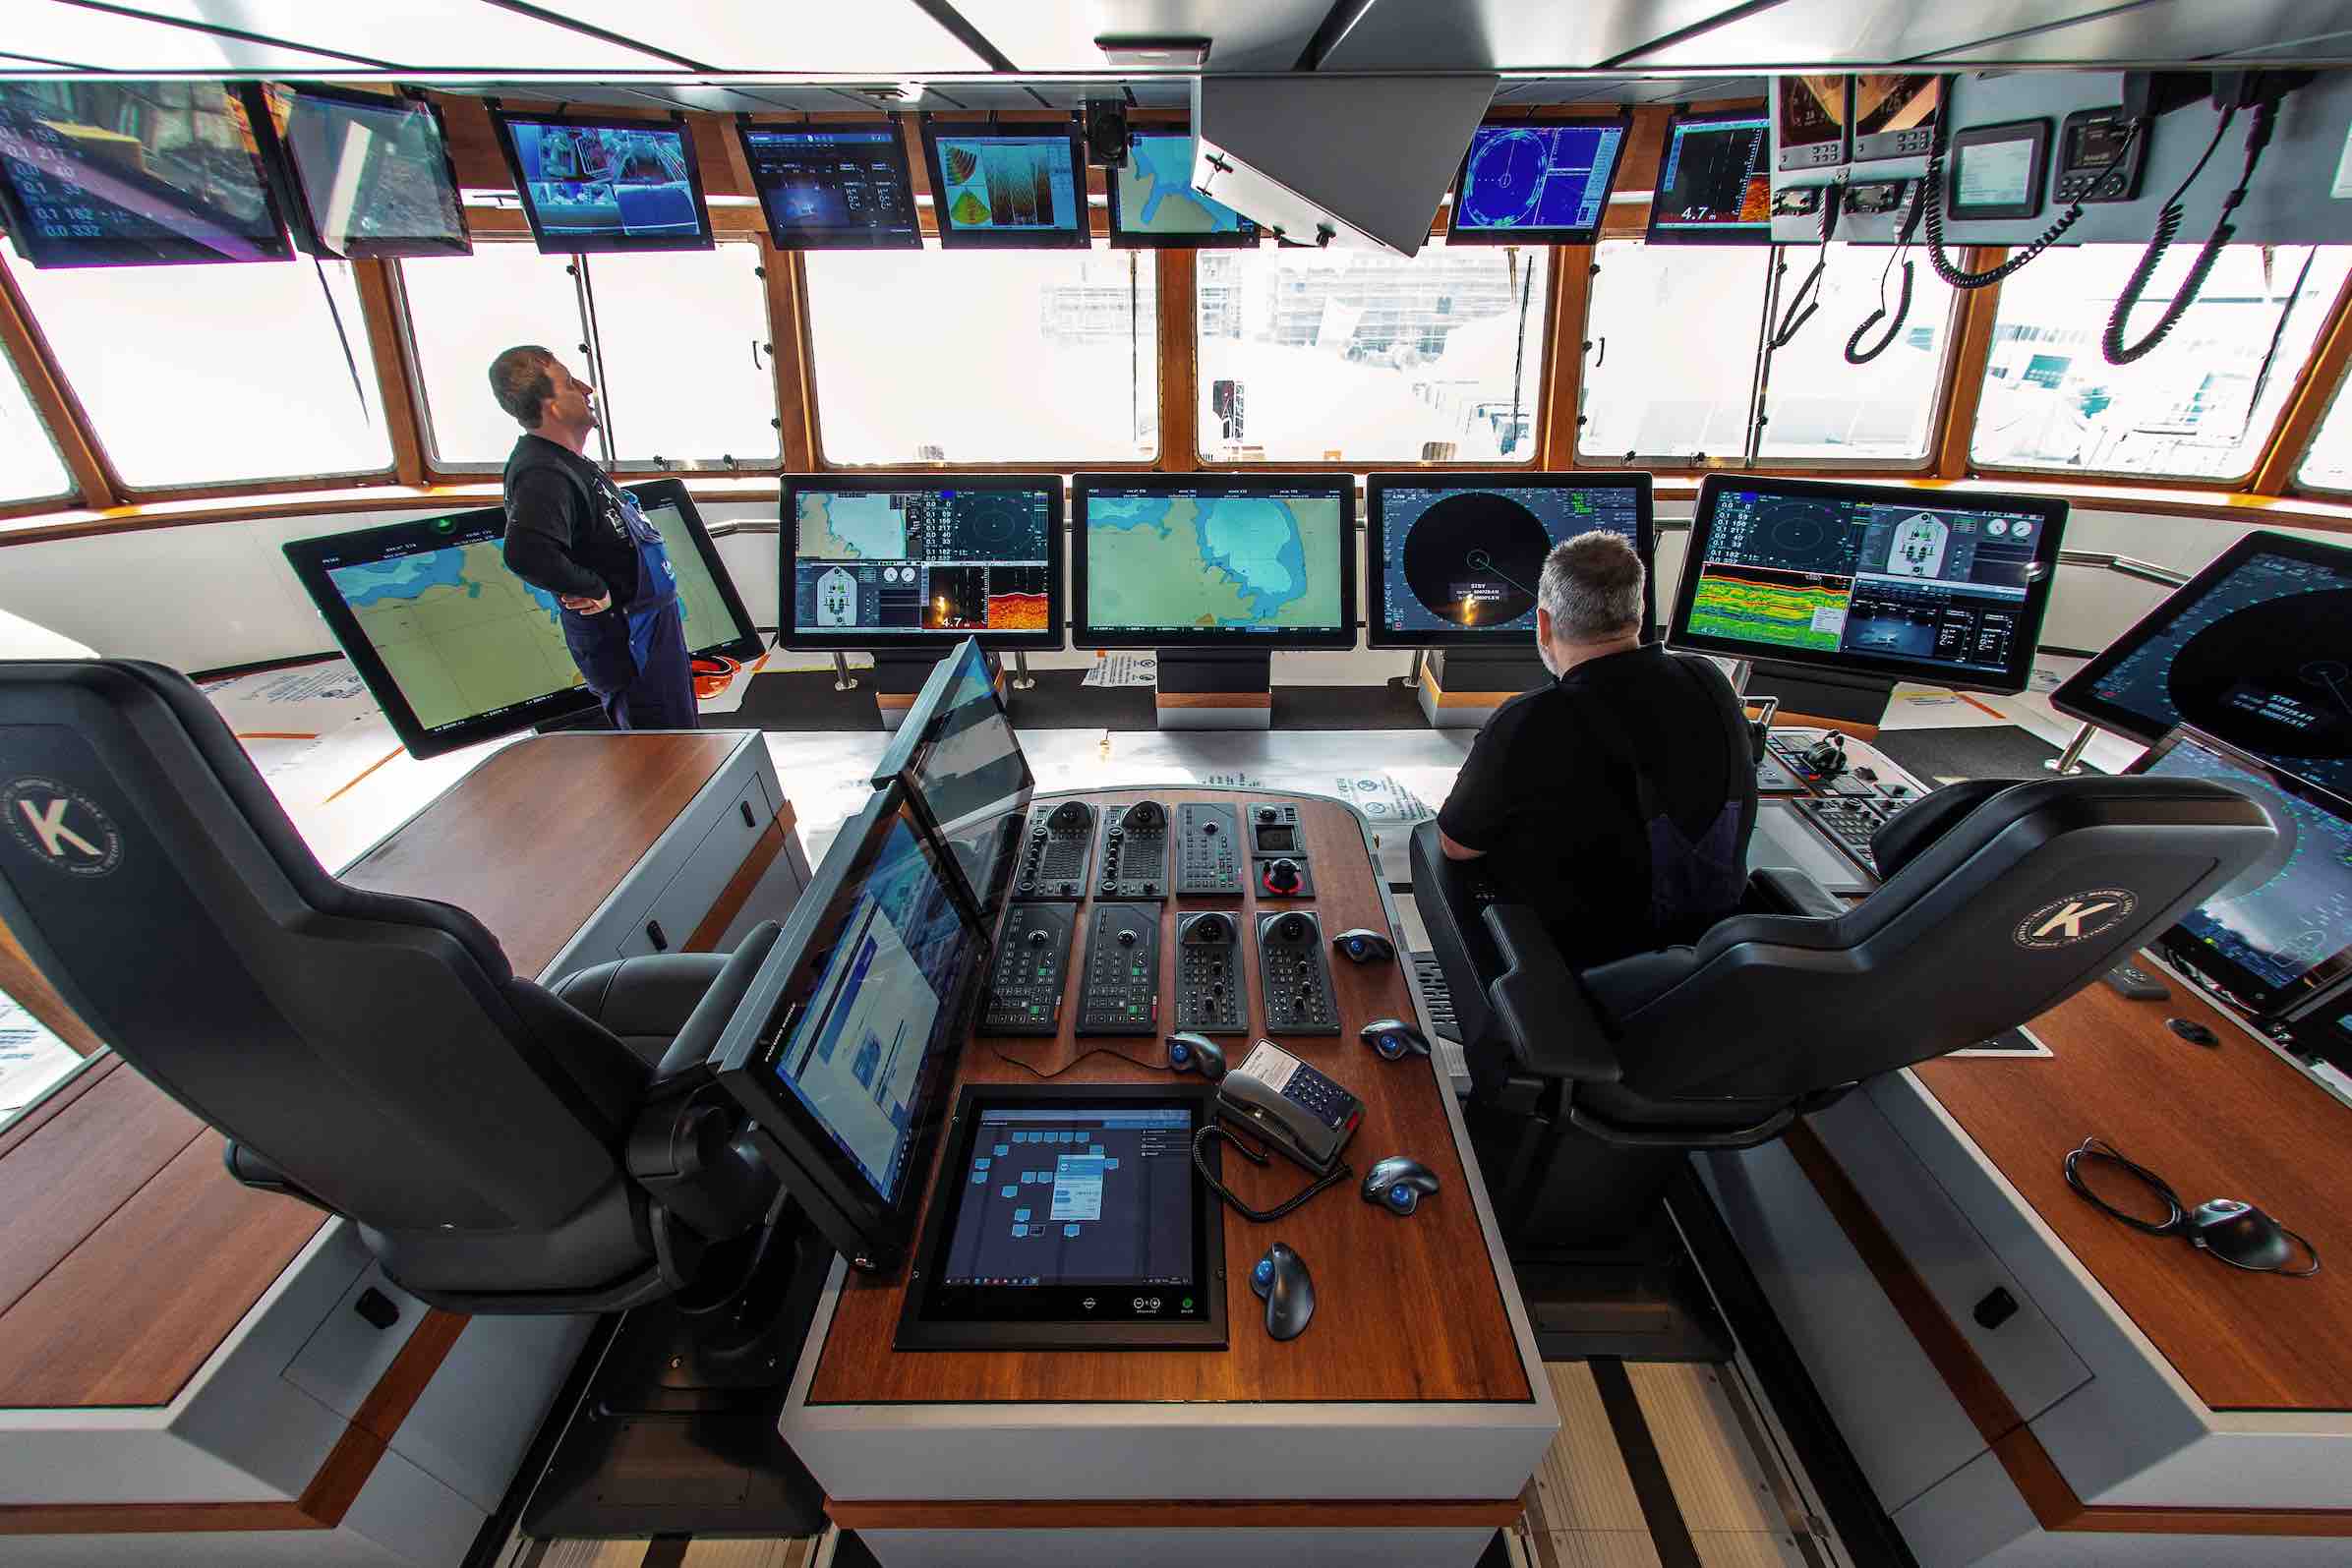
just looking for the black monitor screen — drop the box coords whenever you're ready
[252,85,468,260]
[0,82,291,267]
[2129,726,2352,1018]
[493,112,712,253]
[737,123,919,250]
[1647,111,1770,242]
[1074,476,1356,648]
[1668,477,2067,694]
[873,638,1035,915]
[2049,532,2352,797]
[1106,131,1258,247]
[1448,118,1628,244]
[921,121,1088,249]
[783,478,1063,650]
[1367,473,1655,647]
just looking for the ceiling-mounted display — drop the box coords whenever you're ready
[492,109,713,254]
[245,84,469,261]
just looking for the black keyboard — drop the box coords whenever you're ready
[1410,952,1464,1043]
[1793,796,1888,875]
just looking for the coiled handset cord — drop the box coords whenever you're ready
[2103,98,2274,365]
[1921,117,2149,291]
[1846,180,1927,364]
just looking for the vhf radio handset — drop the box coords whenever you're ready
[1193,1040,1364,1223]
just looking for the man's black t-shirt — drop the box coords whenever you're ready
[1438,644,1757,968]
[500,433,639,604]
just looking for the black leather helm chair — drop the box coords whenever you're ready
[0,660,784,1313]
[1412,777,2274,1246]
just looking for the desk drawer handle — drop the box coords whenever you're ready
[740,800,757,829]
[1972,1287,2020,1330]
[645,919,670,953]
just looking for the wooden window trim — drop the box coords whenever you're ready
[0,248,115,509]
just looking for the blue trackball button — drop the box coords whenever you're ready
[1390,1186,1411,1205]
[1253,1259,1272,1285]
[1348,939,1365,956]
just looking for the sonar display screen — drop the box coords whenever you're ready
[787,480,1060,650]
[1448,119,1627,243]
[2051,533,2352,798]
[1648,111,1770,241]
[1370,476,1652,646]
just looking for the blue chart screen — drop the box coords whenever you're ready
[945,1108,1195,1287]
[2142,737,2352,996]
[1455,123,1624,235]
[1380,485,1643,634]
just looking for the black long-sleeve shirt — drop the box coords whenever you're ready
[500,433,639,605]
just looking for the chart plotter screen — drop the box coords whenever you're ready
[1107,131,1259,246]
[1447,119,1627,243]
[785,480,1062,649]
[1367,476,1654,647]
[737,124,919,250]
[1075,478,1355,648]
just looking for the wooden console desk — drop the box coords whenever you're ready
[783,788,1556,1568]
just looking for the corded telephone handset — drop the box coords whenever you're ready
[1193,1041,1364,1223]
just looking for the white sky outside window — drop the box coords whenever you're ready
[401,245,584,467]
[583,246,779,467]
[2297,372,2352,492]
[1759,243,1959,463]
[1580,243,1769,461]
[0,350,67,502]
[806,248,1158,464]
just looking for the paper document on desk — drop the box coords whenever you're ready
[1332,773,1433,825]
[1083,653,1157,688]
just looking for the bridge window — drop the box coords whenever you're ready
[1756,245,1960,465]
[1579,243,1769,463]
[0,354,68,504]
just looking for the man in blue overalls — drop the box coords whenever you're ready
[489,345,697,730]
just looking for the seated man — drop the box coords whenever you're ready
[1438,531,1758,969]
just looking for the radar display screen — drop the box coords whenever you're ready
[784,477,1063,650]
[1106,131,1259,248]
[737,123,919,250]
[1074,475,1356,649]
[1447,117,1628,244]
[1668,476,2066,694]
[2050,533,2352,798]
[492,111,711,253]
[2129,726,2352,1018]
[1367,473,1654,647]
[249,85,468,260]
[920,120,1088,250]
[1647,109,1770,243]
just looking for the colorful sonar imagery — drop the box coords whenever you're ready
[934,133,1080,236]
[1686,569,1848,652]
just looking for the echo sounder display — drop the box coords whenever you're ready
[787,480,1061,649]
[1369,475,1653,646]
[1648,111,1769,240]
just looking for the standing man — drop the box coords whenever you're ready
[490,345,696,731]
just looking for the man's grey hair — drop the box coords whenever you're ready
[488,344,557,429]
[1538,530,1645,642]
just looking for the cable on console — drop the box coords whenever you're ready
[1193,1125,1352,1224]
[990,1042,1168,1079]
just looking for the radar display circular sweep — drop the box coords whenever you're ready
[1752,501,1849,574]
[1462,130,1546,229]
[2165,589,2352,767]
[1401,492,1550,627]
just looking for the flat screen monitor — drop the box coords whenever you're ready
[1365,472,1656,648]
[782,476,1063,651]
[1667,476,2067,695]
[492,111,712,254]
[1852,74,1943,163]
[919,119,1088,250]
[0,81,291,267]
[1647,108,1771,244]
[245,84,468,260]
[735,121,920,250]
[872,637,1035,917]
[1073,475,1356,649]
[2126,726,2352,1021]
[711,781,984,1271]
[1447,115,1629,245]
[2049,531,2352,798]
[1105,130,1259,248]
[896,1083,1225,1349]
[283,480,761,759]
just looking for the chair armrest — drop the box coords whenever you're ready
[652,921,784,1085]
[1748,866,1847,919]
[1481,903,1623,1085]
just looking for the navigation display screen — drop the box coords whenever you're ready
[252,85,468,260]
[1648,110,1770,243]
[2050,533,2352,797]
[922,120,1088,249]
[1668,477,2066,694]
[1367,473,1654,647]
[1075,476,1356,648]
[2130,726,2352,1018]
[0,81,291,267]
[784,478,1063,650]
[737,123,919,250]
[494,111,711,253]
[1447,117,1627,244]
[1107,131,1258,247]
[875,639,1034,915]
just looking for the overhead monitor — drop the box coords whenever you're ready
[1446,115,1629,245]
[1646,108,1771,244]
[735,121,920,250]
[782,476,1063,651]
[0,81,292,267]
[2127,726,2352,1022]
[244,84,469,260]
[919,118,1088,249]
[492,110,713,254]
[872,637,1036,916]
[1073,475,1356,649]
[1106,130,1259,248]
[283,480,761,759]
[1365,472,1656,648]
[711,780,984,1272]
[1852,74,1942,163]
[2049,532,2352,798]
[1775,76,1851,172]
[1667,476,2067,695]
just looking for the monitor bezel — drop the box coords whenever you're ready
[2125,724,2352,1021]
[1444,111,1633,247]
[489,108,716,256]
[1364,469,1657,648]
[625,478,767,664]
[0,82,295,268]
[1071,472,1360,650]
[710,779,986,1274]
[918,117,1092,251]
[734,117,923,252]
[779,474,1068,652]
[242,83,471,261]
[1665,474,2069,696]
[1103,129,1261,250]
[871,636,1037,918]
[1644,105,1773,247]
[896,1081,1228,1351]
[2047,529,2352,750]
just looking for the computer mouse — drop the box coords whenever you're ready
[1166,1032,1226,1080]
[1363,1156,1441,1216]
[2186,1198,2299,1271]
[1250,1242,1315,1341]
[1360,1017,1432,1061]
[1331,928,1396,964]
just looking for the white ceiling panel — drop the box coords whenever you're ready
[1626,0,2144,68]
[66,1,686,70]
[551,0,988,73]
[952,1,1336,74]
[1323,0,1747,72]
[0,3,361,71]
[1915,0,2352,62]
